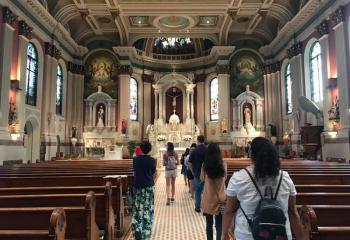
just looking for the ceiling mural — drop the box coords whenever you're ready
[43,0,310,47]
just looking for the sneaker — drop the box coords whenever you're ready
[166,198,170,206]
[195,208,201,213]
[171,198,175,202]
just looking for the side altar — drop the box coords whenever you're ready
[231,85,265,147]
[82,86,121,158]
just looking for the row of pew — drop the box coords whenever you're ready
[0,159,135,240]
[224,158,350,240]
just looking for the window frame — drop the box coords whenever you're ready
[56,64,63,115]
[309,41,323,102]
[209,77,219,121]
[25,42,39,106]
[285,63,293,115]
[130,77,138,121]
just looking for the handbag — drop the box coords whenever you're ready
[215,188,226,215]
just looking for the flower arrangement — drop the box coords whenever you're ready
[157,135,166,141]
[182,135,192,141]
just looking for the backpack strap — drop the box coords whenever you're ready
[273,170,284,200]
[243,168,263,199]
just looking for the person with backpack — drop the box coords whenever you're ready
[221,137,305,240]
[201,143,227,240]
[163,142,179,206]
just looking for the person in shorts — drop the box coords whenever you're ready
[163,142,179,205]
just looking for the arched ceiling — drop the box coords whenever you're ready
[43,0,310,48]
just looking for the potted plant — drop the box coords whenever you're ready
[127,141,138,158]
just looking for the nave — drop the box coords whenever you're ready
[146,169,208,240]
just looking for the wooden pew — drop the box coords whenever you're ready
[299,205,350,240]
[0,208,66,240]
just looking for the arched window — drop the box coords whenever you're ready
[56,64,63,115]
[309,41,323,102]
[130,78,138,120]
[25,43,38,106]
[285,64,293,114]
[210,77,219,121]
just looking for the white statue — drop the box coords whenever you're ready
[244,106,251,125]
[97,106,104,127]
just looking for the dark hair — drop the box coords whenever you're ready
[190,143,197,148]
[140,141,152,154]
[251,137,280,180]
[181,148,190,164]
[167,142,174,153]
[203,143,225,179]
[197,135,205,143]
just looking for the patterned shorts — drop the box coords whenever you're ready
[132,186,155,239]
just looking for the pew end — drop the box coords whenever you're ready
[49,208,66,240]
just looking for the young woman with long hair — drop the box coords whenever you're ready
[201,142,227,240]
[221,137,305,240]
[163,142,179,206]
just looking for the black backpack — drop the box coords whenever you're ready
[240,168,287,240]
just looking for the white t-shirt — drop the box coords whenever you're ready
[226,166,297,240]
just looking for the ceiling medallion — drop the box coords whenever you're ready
[153,15,195,31]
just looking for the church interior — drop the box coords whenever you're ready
[0,0,350,239]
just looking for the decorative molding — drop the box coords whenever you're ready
[216,65,229,74]
[330,7,344,26]
[18,20,33,38]
[142,74,154,83]
[2,7,18,28]
[118,65,132,75]
[287,42,303,59]
[316,20,329,37]
[68,62,84,75]
[45,42,61,59]
[262,62,281,75]
[194,73,207,83]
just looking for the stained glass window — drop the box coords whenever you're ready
[285,64,293,114]
[210,78,219,121]
[130,78,138,120]
[56,64,63,115]
[25,43,38,106]
[310,42,323,102]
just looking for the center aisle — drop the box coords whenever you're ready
[151,169,207,239]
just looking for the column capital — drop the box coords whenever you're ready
[45,42,61,59]
[216,64,230,75]
[68,62,85,75]
[118,65,132,75]
[18,20,33,39]
[316,20,329,37]
[2,7,17,29]
[185,83,196,93]
[287,42,303,59]
[330,7,344,27]
[262,62,281,75]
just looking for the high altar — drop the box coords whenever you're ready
[146,73,200,163]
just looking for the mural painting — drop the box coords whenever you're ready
[230,51,263,98]
[84,51,118,99]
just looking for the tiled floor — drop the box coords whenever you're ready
[151,169,207,239]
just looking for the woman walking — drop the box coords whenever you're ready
[181,148,190,185]
[185,143,196,197]
[201,143,227,240]
[221,137,305,240]
[132,141,156,240]
[163,142,179,205]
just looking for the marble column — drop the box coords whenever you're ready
[0,21,15,134]
[191,92,194,119]
[89,101,93,127]
[118,71,131,133]
[217,73,230,124]
[196,82,205,132]
[319,34,332,130]
[186,91,190,121]
[333,21,350,130]
[263,74,269,127]
[158,89,164,122]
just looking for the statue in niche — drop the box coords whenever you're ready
[97,105,105,127]
[244,105,252,125]
[328,96,340,120]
